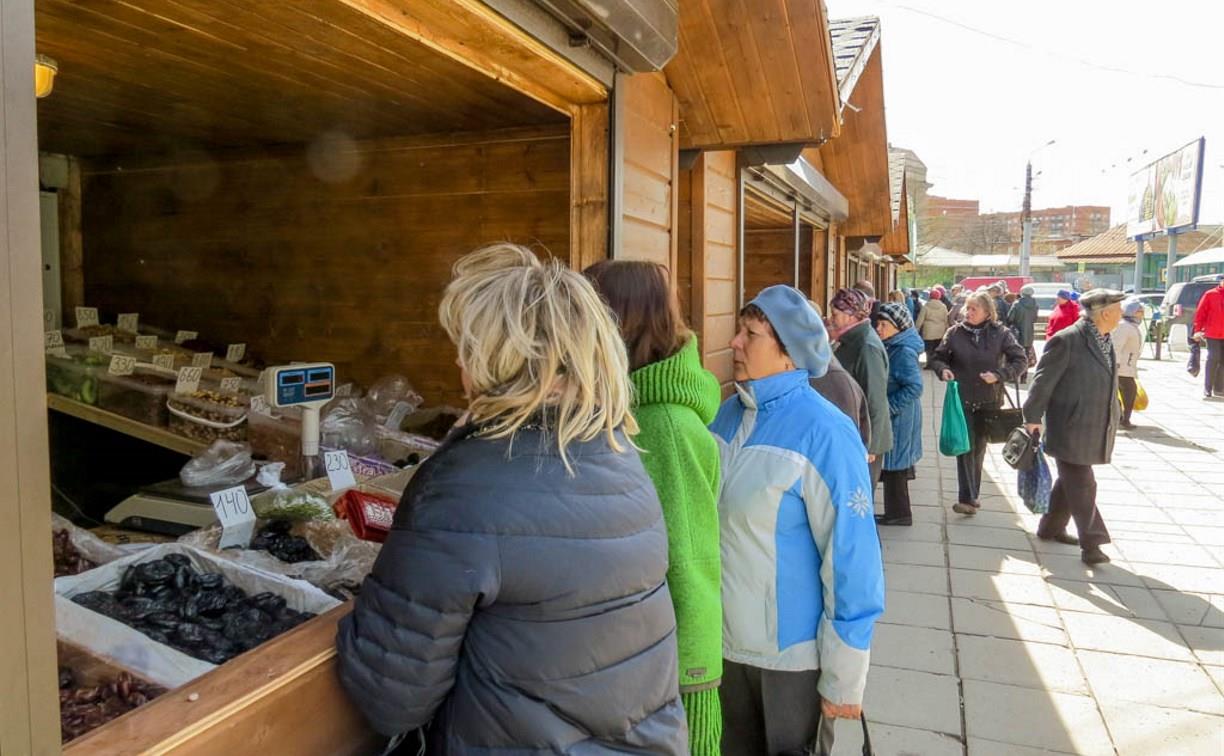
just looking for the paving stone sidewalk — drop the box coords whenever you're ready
[827,345,1224,755]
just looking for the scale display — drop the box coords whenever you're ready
[271,364,335,407]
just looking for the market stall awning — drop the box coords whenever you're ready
[1173,246,1224,267]
[879,165,910,256]
[664,0,840,150]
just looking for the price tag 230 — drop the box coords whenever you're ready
[175,366,203,395]
[209,486,256,549]
[152,353,176,372]
[323,450,357,491]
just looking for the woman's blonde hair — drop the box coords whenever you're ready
[964,290,998,322]
[438,243,637,468]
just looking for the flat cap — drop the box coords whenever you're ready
[1079,288,1127,311]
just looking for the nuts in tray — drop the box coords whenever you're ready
[167,390,248,443]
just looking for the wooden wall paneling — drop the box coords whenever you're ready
[0,0,60,749]
[570,102,609,271]
[59,155,84,322]
[677,165,694,322]
[81,126,572,406]
[690,151,738,390]
[811,227,828,311]
[618,73,676,268]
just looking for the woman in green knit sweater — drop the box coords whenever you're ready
[586,261,724,755]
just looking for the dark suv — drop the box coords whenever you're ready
[1161,276,1223,329]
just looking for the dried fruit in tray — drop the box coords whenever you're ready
[59,663,164,743]
[167,390,248,444]
[53,529,98,577]
[249,520,322,563]
[98,368,176,426]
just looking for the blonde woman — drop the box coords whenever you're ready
[337,244,687,754]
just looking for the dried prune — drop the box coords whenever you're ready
[72,591,123,619]
[197,573,224,591]
[59,668,163,742]
[131,560,175,587]
[248,592,287,615]
[164,553,192,569]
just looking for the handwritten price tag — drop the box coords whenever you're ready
[323,450,357,491]
[45,330,67,357]
[75,307,99,328]
[175,330,198,345]
[117,313,139,333]
[135,334,158,351]
[225,343,246,363]
[219,377,242,394]
[175,366,203,395]
[209,486,256,549]
[152,354,176,372]
[89,335,113,355]
[249,395,271,416]
[108,354,136,376]
[191,352,213,369]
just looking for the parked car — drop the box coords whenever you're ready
[1160,277,1222,335]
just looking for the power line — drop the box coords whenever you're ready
[885,3,1224,91]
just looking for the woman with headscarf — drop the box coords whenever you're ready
[915,287,950,368]
[713,285,884,754]
[1025,289,1126,565]
[874,303,925,526]
[1111,297,1145,430]
[827,287,892,484]
[929,291,1028,515]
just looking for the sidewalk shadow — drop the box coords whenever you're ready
[1124,425,1217,453]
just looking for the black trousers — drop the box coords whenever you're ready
[1206,338,1224,395]
[1118,376,1137,422]
[1038,459,1112,550]
[721,661,832,756]
[881,469,912,520]
[955,405,992,504]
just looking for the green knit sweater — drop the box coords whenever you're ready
[630,337,723,690]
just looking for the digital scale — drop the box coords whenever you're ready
[105,363,336,534]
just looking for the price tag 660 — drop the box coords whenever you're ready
[323,450,357,491]
[225,343,246,363]
[209,486,256,549]
[175,366,203,395]
[117,313,139,333]
[108,354,137,376]
[75,307,99,328]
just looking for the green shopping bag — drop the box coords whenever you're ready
[939,380,972,456]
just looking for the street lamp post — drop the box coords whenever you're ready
[1020,139,1056,278]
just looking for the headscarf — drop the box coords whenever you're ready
[1121,297,1143,321]
[830,287,871,320]
[1057,289,1074,301]
[930,288,944,300]
[876,302,914,332]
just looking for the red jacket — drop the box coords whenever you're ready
[1045,300,1079,339]
[1193,285,1224,340]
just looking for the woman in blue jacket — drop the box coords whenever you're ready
[713,285,885,755]
[874,302,925,526]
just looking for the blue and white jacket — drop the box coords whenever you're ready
[711,370,885,705]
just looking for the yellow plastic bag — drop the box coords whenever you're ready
[1134,381,1149,412]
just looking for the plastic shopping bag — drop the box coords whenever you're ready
[1187,343,1201,377]
[1134,380,1149,412]
[1017,444,1052,514]
[939,381,972,457]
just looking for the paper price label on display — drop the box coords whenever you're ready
[191,352,213,369]
[89,335,113,354]
[323,450,357,491]
[75,307,99,328]
[175,366,203,395]
[135,335,158,350]
[44,330,67,357]
[225,343,246,363]
[108,354,136,376]
[175,330,198,345]
[209,486,256,549]
[152,354,176,371]
[249,395,271,416]
[117,313,139,333]
[219,377,242,394]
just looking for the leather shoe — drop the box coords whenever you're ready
[952,502,977,515]
[875,515,912,526]
[1081,548,1111,565]
[1039,532,1080,546]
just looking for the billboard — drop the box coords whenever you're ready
[1126,137,1205,239]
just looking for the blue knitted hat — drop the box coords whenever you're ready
[748,285,833,378]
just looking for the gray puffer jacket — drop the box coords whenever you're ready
[337,422,687,754]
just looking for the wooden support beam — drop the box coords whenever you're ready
[59,155,83,322]
[569,102,609,271]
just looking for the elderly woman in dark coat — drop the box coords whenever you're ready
[874,303,925,526]
[1024,289,1126,565]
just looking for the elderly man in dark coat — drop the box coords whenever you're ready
[1023,289,1126,565]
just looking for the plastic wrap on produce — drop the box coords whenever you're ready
[55,543,341,689]
[52,513,127,569]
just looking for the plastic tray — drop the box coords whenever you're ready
[45,352,103,405]
[97,368,177,427]
[167,391,248,444]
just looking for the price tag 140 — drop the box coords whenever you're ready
[323,450,357,491]
[209,486,256,549]
[135,334,158,351]
[117,313,139,333]
[75,307,99,328]
[89,335,114,355]
[175,330,198,345]
[44,330,67,358]
[225,343,246,363]
[175,366,203,395]
[108,354,136,376]
[191,352,213,369]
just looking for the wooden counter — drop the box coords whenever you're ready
[64,606,382,755]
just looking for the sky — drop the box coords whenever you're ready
[828,0,1224,228]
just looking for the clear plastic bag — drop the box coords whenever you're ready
[321,398,379,456]
[179,440,256,488]
[51,512,128,574]
[365,374,423,419]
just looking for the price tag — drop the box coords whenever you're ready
[175,366,203,395]
[249,395,271,416]
[75,307,99,328]
[209,486,256,549]
[385,400,413,429]
[323,450,357,491]
[117,313,139,333]
[219,377,242,394]
[44,330,67,357]
[191,352,213,369]
[152,353,176,372]
[89,335,113,355]
[135,334,159,351]
[175,330,198,345]
[225,343,246,363]
[108,354,136,376]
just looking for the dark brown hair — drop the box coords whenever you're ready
[738,304,788,355]
[584,260,692,371]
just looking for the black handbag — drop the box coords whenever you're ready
[980,381,1024,444]
[1003,426,1039,470]
[783,713,874,756]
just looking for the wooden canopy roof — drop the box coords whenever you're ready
[664,0,841,150]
